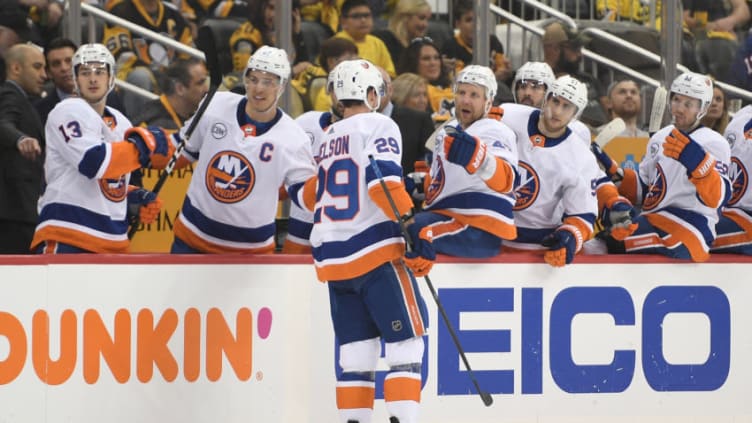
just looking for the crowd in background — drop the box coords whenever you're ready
[2,0,752,255]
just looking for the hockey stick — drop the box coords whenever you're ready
[367,154,494,408]
[594,117,626,148]
[128,24,222,239]
[648,86,668,136]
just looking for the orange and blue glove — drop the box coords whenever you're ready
[443,125,488,174]
[125,126,171,168]
[127,187,163,225]
[663,128,715,179]
[601,196,638,240]
[542,228,577,267]
[404,222,435,277]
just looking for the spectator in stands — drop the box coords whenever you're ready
[542,21,608,127]
[391,72,429,113]
[180,0,248,21]
[599,78,648,137]
[0,1,32,82]
[296,36,358,112]
[376,66,432,174]
[21,0,64,47]
[441,0,512,102]
[299,0,343,62]
[131,57,208,130]
[399,37,453,121]
[103,0,194,116]
[372,0,431,69]
[685,0,750,80]
[596,0,656,24]
[724,29,752,91]
[334,0,396,77]
[0,43,45,254]
[701,82,730,135]
[229,0,311,79]
[35,38,125,125]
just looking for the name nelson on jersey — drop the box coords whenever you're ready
[318,135,350,160]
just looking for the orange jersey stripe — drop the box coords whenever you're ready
[31,226,129,254]
[102,142,141,179]
[435,210,516,240]
[483,158,514,193]
[645,213,710,262]
[281,239,312,254]
[393,261,425,337]
[368,181,413,221]
[173,218,275,254]
[712,209,752,248]
[619,168,639,205]
[426,218,466,239]
[302,176,318,212]
[316,243,404,281]
[384,374,421,403]
[690,171,723,208]
[336,385,375,410]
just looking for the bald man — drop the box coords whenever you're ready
[0,43,46,253]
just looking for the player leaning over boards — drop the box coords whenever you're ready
[499,75,599,266]
[409,65,519,258]
[167,46,316,253]
[711,104,752,254]
[31,44,166,254]
[502,62,637,251]
[595,72,731,262]
[308,59,429,423]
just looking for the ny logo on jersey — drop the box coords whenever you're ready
[513,161,540,211]
[205,151,256,203]
[643,164,667,211]
[728,157,748,206]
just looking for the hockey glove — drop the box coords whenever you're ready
[601,196,638,241]
[125,126,171,168]
[404,223,435,277]
[663,128,715,179]
[542,228,577,267]
[443,125,488,174]
[127,187,163,225]
[404,160,428,202]
[590,142,623,181]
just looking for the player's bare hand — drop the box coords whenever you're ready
[17,137,42,161]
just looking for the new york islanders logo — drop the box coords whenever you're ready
[728,156,748,206]
[642,164,667,211]
[205,151,255,203]
[513,161,539,211]
[424,157,446,205]
[99,176,127,202]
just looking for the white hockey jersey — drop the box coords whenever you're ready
[32,98,133,253]
[310,112,406,281]
[499,103,598,250]
[723,105,752,211]
[173,91,316,253]
[626,124,730,260]
[425,117,518,240]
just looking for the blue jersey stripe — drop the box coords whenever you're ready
[181,196,275,242]
[425,192,514,216]
[312,220,402,262]
[39,203,128,235]
[78,144,107,178]
[660,206,714,244]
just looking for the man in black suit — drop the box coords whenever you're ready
[0,44,46,253]
[35,38,125,125]
[376,66,433,175]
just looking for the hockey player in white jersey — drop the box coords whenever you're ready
[411,65,519,258]
[309,59,429,423]
[711,104,752,254]
[168,46,316,253]
[594,72,731,262]
[500,75,599,266]
[282,72,341,253]
[32,43,167,254]
[503,62,638,244]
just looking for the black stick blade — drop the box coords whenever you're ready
[196,25,222,87]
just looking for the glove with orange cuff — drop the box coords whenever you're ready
[404,160,429,202]
[404,221,435,277]
[542,228,578,267]
[662,128,715,179]
[125,126,171,168]
[443,125,488,174]
[127,187,163,225]
[601,196,638,240]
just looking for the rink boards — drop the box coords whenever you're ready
[0,254,750,422]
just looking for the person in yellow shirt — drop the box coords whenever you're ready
[334,0,396,77]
